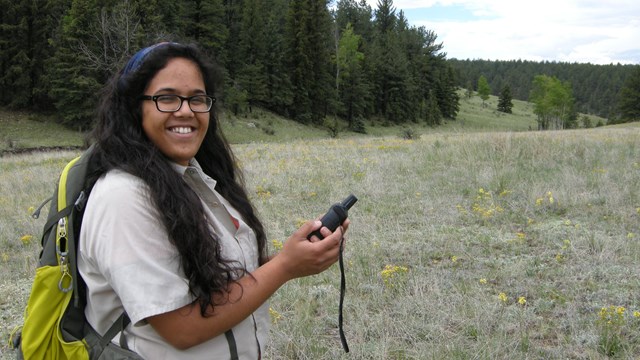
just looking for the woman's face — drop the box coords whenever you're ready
[141,57,209,166]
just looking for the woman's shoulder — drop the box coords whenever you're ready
[91,169,149,201]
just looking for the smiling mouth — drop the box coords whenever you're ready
[169,127,194,134]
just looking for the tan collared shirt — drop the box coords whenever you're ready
[78,159,269,359]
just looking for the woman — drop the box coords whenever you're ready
[78,42,348,358]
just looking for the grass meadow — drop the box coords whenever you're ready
[1,125,640,359]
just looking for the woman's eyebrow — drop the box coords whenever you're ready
[153,87,207,94]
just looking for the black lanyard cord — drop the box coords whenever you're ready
[338,236,349,353]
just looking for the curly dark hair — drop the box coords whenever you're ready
[87,42,267,315]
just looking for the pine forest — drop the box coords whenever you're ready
[1,0,638,131]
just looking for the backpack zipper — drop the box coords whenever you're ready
[57,217,73,293]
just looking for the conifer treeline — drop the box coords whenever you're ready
[449,58,639,120]
[0,0,459,130]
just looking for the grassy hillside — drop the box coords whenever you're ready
[0,91,609,151]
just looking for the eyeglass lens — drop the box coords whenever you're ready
[155,95,212,112]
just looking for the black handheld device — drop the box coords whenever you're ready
[308,194,357,240]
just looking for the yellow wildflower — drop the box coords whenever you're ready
[255,185,271,199]
[633,311,640,318]
[381,264,409,288]
[498,292,508,303]
[451,255,458,263]
[599,307,608,319]
[271,239,283,251]
[518,296,527,305]
[499,189,512,197]
[20,235,33,245]
[479,278,487,285]
[269,307,282,323]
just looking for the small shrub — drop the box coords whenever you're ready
[400,128,415,140]
[351,117,367,134]
[262,126,275,136]
[324,117,340,138]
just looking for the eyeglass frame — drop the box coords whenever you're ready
[140,94,216,113]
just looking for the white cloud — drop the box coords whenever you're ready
[363,0,640,64]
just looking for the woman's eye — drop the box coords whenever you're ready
[157,96,178,103]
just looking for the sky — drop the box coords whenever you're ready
[364,0,640,65]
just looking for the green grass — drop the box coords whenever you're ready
[453,92,538,131]
[1,99,636,359]
[0,110,85,152]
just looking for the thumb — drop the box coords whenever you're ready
[294,220,322,240]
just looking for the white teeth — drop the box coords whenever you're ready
[170,127,193,134]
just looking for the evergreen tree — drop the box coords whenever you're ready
[0,0,57,108]
[432,63,459,119]
[285,0,334,124]
[497,85,513,113]
[424,89,441,126]
[307,0,335,122]
[222,0,243,77]
[0,0,32,107]
[616,66,640,122]
[465,80,473,99]
[285,0,313,123]
[182,0,228,65]
[262,0,293,115]
[335,0,373,43]
[336,23,370,128]
[477,74,490,107]
[371,0,412,123]
[32,0,72,111]
[48,0,102,129]
[236,0,268,112]
[335,0,374,121]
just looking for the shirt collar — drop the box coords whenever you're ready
[169,158,202,176]
[170,158,217,187]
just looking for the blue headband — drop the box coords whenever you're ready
[121,42,174,77]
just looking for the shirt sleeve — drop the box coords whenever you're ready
[81,170,193,325]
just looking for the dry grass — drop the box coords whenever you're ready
[2,127,640,359]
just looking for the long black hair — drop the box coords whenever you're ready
[88,42,267,315]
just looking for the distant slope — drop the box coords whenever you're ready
[448,58,638,119]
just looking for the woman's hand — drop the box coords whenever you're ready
[272,219,350,280]
[147,218,350,349]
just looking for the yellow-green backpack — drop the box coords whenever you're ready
[12,147,137,359]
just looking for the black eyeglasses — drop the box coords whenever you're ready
[140,94,215,113]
